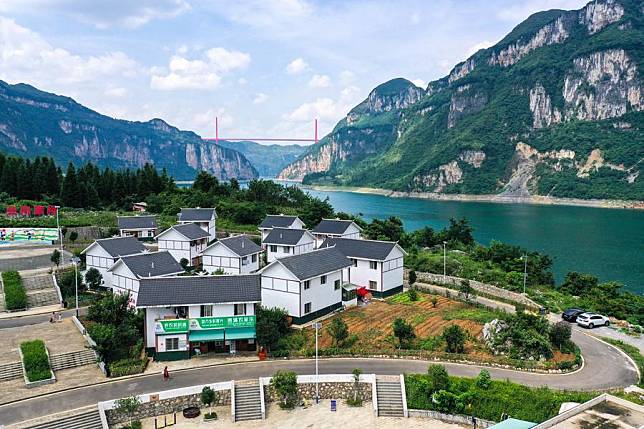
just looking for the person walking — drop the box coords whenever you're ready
[163,366,170,382]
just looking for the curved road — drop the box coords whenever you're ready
[0,326,638,426]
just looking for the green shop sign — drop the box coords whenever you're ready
[189,315,255,330]
[155,319,190,334]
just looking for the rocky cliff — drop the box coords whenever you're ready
[279,0,643,200]
[0,81,258,180]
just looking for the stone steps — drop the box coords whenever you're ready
[23,275,55,291]
[24,408,102,429]
[234,383,262,421]
[27,290,60,307]
[50,349,97,371]
[0,361,23,381]
[376,380,404,417]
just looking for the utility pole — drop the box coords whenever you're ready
[522,254,528,294]
[443,241,447,283]
[71,256,80,316]
[56,206,62,255]
[312,322,322,404]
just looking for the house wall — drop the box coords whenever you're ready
[158,229,206,265]
[348,258,382,291]
[202,244,260,274]
[300,270,343,318]
[266,234,315,262]
[382,248,405,293]
[110,263,140,303]
[260,263,301,317]
[119,228,155,239]
[145,307,177,348]
[84,244,117,287]
[178,219,216,241]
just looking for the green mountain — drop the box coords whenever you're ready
[0,80,258,180]
[279,0,643,201]
[216,140,307,177]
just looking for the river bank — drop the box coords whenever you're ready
[301,184,644,210]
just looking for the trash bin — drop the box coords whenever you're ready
[331,399,337,411]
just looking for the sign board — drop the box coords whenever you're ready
[155,315,255,334]
[0,228,58,245]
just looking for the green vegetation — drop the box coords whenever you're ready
[442,325,467,353]
[327,318,349,346]
[406,367,597,422]
[2,271,27,311]
[256,306,290,352]
[392,318,415,348]
[441,307,503,324]
[601,338,644,388]
[270,370,299,409]
[20,340,52,382]
[113,396,142,428]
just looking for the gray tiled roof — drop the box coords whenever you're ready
[276,247,351,280]
[171,223,210,240]
[137,275,261,307]
[319,237,399,261]
[114,251,183,278]
[263,228,310,245]
[311,219,359,235]
[178,208,217,222]
[94,237,147,257]
[117,215,157,230]
[210,235,262,257]
[259,215,302,229]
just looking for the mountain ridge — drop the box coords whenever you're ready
[279,0,643,201]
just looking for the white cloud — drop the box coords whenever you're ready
[192,108,233,134]
[238,77,247,85]
[286,57,309,75]
[104,87,127,97]
[466,40,494,57]
[253,93,268,104]
[411,78,426,88]
[339,70,355,85]
[283,85,363,128]
[150,47,250,90]
[0,0,191,29]
[308,74,331,88]
[0,17,141,86]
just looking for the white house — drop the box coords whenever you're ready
[311,219,362,248]
[156,223,210,267]
[259,246,351,325]
[201,235,263,275]
[258,215,305,241]
[263,228,316,262]
[177,208,217,241]
[81,237,147,287]
[320,237,407,298]
[136,275,261,360]
[117,215,158,239]
[107,251,183,306]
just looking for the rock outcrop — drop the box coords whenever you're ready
[579,0,624,33]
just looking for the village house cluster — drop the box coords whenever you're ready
[82,210,405,361]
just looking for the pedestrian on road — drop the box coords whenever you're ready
[163,366,170,381]
[49,312,55,323]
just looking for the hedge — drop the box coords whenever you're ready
[20,340,52,382]
[2,271,27,310]
[108,357,148,378]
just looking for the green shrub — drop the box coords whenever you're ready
[475,370,491,389]
[108,357,148,377]
[20,340,52,382]
[427,364,450,392]
[204,412,218,420]
[346,397,363,407]
[271,370,298,409]
[442,325,467,353]
[2,271,27,310]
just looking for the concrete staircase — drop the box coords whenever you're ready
[0,361,24,381]
[23,275,55,291]
[27,290,60,307]
[234,381,263,422]
[50,349,97,371]
[376,377,404,417]
[24,408,103,429]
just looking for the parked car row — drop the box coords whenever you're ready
[562,308,610,329]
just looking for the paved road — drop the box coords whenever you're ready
[0,307,86,329]
[0,327,638,426]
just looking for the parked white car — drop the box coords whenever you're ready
[576,312,610,329]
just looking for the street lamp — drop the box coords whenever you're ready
[521,254,528,294]
[443,241,447,283]
[312,321,322,404]
[71,256,80,317]
[55,205,62,255]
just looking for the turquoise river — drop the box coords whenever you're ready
[302,187,644,293]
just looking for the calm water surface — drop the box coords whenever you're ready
[302,188,644,293]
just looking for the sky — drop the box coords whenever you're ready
[0,0,589,144]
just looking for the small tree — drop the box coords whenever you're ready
[85,268,103,290]
[427,364,450,392]
[180,258,190,271]
[201,385,218,417]
[51,249,61,270]
[392,318,415,349]
[408,287,418,302]
[430,295,438,308]
[270,370,298,409]
[408,270,417,287]
[114,396,141,426]
[327,318,349,346]
[256,306,289,352]
[459,279,472,300]
[475,370,491,389]
[549,321,572,350]
[348,368,363,406]
[442,325,466,353]
[69,231,78,244]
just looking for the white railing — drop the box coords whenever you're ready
[399,374,408,418]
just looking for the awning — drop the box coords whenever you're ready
[189,329,224,342]
[225,327,256,340]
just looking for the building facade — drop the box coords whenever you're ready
[258,215,305,241]
[201,235,262,274]
[263,228,316,263]
[117,215,158,239]
[177,208,217,241]
[156,224,209,266]
[311,219,362,248]
[81,237,147,287]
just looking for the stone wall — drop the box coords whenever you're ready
[264,382,372,403]
[106,390,231,425]
[406,270,539,309]
[408,409,496,428]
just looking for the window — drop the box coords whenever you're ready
[283,246,290,253]
[165,337,179,351]
[270,245,277,252]
[321,275,327,284]
[369,281,377,290]
[304,302,311,314]
[251,254,257,263]
[334,279,341,290]
[234,303,246,315]
[352,259,358,267]
[370,261,378,270]
[242,256,248,266]
[304,280,310,290]
[200,305,213,317]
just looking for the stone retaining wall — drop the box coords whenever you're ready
[106,390,231,425]
[407,270,539,308]
[408,409,496,428]
[264,382,372,402]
